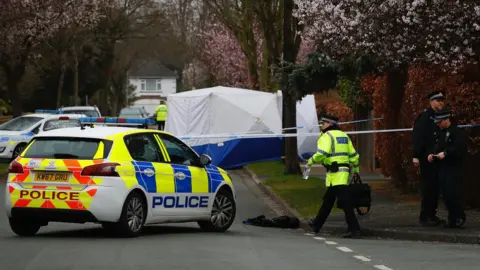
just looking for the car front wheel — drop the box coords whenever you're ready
[198,188,236,232]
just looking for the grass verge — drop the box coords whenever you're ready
[246,160,339,217]
[0,163,9,175]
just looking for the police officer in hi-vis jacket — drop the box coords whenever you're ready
[305,114,361,238]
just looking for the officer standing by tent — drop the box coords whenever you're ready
[412,90,446,226]
[427,108,467,228]
[305,114,361,238]
[155,100,168,130]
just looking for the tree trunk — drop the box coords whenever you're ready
[282,0,301,175]
[56,52,67,108]
[72,46,79,106]
[385,64,409,189]
[355,104,374,172]
[2,64,25,117]
[6,76,22,117]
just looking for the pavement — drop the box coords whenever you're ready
[0,171,479,269]
[245,164,480,245]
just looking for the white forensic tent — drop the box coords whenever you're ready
[275,91,320,161]
[165,86,283,169]
[295,94,320,160]
[165,86,319,168]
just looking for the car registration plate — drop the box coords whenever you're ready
[34,172,71,182]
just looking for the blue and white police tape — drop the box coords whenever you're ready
[281,117,384,131]
[79,117,155,126]
[178,124,480,140]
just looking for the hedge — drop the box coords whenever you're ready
[361,65,480,207]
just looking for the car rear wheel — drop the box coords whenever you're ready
[9,217,41,236]
[103,191,146,237]
[12,143,26,160]
[198,188,236,232]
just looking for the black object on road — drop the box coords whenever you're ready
[243,215,300,229]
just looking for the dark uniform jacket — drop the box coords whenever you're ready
[428,124,468,167]
[412,108,436,160]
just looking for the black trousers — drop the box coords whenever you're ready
[419,159,439,221]
[438,165,466,225]
[157,121,165,130]
[312,185,360,232]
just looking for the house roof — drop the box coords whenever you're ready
[128,60,177,78]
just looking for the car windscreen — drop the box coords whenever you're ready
[43,119,81,131]
[120,108,141,115]
[22,137,112,159]
[0,116,43,131]
[63,110,100,117]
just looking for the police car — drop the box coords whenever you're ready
[4,117,237,237]
[0,110,85,161]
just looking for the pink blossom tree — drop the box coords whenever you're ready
[197,24,251,88]
[294,0,480,71]
[195,21,315,89]
[0,0,105,116]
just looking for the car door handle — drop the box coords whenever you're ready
[143,168,155,177]
[175,172,186,180]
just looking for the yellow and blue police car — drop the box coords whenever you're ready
[4,117,236,237]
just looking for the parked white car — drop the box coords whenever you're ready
[59,106,101,117]
[0,112,85,160]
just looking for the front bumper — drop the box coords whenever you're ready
[0,142,17,159]
[5,182,128,223]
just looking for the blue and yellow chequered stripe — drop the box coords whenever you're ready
[106,130,229,194]
[131,161,226,194]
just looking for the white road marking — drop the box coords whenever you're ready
[374,265,393,270]
[336,246,353,252]
[353,255,371,262]
[305,233,392,270]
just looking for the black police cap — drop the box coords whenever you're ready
[320,114,339,124]
[433,108,452,123]
[427,91,446,101]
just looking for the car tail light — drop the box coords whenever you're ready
[8,161,24,174]
[81,162,120,177]
[59,116,70,120]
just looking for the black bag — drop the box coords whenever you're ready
[348,174,372,216]
[242,215,300,229]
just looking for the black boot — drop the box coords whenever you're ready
[420,216,443,227]
[342,230,360,238]
[308,219,320,234]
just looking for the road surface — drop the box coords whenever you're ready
[0,170,478,270]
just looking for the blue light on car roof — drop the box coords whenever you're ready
[79,117,155,125]
[35,109,65,114]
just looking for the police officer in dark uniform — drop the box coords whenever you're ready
[412,91,446,226]
[427,108,467,228]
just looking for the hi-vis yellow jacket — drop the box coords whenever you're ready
[155,104,168,121]
[307,128,360,186]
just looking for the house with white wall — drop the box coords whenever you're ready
[127,60,177,115]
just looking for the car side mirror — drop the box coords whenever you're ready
[199,154,212,166]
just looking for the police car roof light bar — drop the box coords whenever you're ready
[35,109,65,114]
[79,117,155,126]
